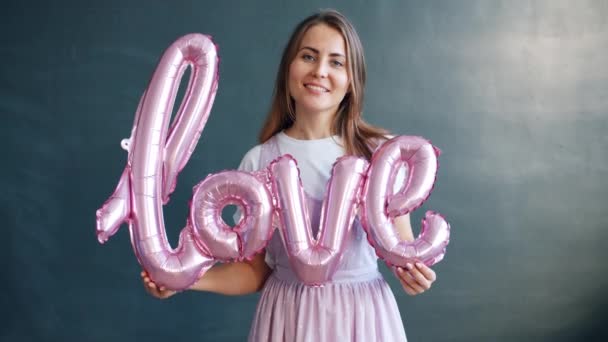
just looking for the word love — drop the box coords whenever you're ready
[96,34,450,290]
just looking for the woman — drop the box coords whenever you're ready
[143,9,436,341]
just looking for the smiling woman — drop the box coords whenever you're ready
[140,8,437,342]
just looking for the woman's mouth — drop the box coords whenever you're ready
[304,83,329,92]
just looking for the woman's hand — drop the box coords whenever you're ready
[141,270,177,299]
[394,262,436,296]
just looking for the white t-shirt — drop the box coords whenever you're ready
[237,131,405,196]
[237,131,345,199]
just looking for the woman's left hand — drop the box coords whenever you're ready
[394,262,436,296]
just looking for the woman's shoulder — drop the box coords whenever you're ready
[237,144,263,172]
[367,133,395,151]
[238,133,283,172]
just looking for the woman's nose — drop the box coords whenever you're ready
[312,61,329,78]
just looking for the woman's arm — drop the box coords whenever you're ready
[142,252,272,299]
[392,214,437,295]
[189,252,272,295]
[393,214,415,242]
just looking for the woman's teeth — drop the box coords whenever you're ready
[305,84,328,92]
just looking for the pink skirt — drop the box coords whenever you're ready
[248,274,408,341]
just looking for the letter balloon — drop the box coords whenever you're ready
[96,34,274,291]
[361,136,451,267]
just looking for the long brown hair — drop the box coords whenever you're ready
[258,9,388,160]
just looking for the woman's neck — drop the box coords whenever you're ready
[284,108,336,140]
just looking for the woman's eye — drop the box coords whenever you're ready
[331,60,344,67]
[302,54,315,61]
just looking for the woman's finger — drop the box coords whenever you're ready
[403,272,426,293]
[400,279,417,295]
[415,263,436,282]
[395,269,418,295]
[405,263,432,290]
[398,268,426,293]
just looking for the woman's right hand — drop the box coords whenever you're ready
[141,270,177,299]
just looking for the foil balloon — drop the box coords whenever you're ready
[96,33,224,291]
[190,170,274,262]
[269,155,368,286]
[96,34,450,291]
[361,136,451,267]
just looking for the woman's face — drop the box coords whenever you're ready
[288,23,350,118]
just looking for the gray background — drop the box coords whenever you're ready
[2,0,607,341]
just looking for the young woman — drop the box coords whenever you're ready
[142,9,437,341]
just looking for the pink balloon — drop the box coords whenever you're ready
[269,155,368,285]
[96,33,451,288]
[96,33,219,290]
[190,170,274,262]
[361,136,450,267]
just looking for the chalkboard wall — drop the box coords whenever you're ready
[2,0,607,341]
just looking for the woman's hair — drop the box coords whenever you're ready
[258,9,388,160]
